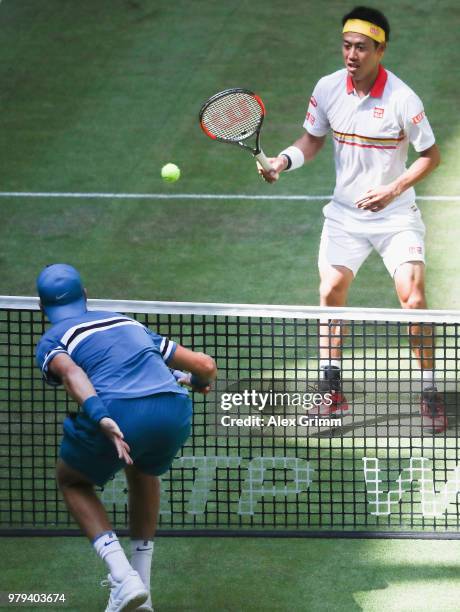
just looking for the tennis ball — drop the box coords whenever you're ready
[161,163,181,183]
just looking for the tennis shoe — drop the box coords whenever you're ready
[420,387,447,434]
[310,381,350,416]
[101,570,148,612]
[135,596,153,612]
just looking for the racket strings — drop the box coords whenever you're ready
[201,93,262,141]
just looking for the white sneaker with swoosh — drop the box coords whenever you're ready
[101,570,148,612]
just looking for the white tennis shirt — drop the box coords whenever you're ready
[304,65,435,220]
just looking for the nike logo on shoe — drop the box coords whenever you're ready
[135,547,152,551]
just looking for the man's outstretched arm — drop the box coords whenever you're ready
[168,345,217,393]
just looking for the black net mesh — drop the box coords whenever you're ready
[1,301,459,536]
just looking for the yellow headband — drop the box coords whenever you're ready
[343,19,386,43]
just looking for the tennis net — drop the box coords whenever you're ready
[1,297,459,538]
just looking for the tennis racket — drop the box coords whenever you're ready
[199,88,273,171]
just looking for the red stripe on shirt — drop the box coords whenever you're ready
[333,137,398,150]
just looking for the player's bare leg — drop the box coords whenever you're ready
[124,465,160,612]
[125,466,160,539]
[56,458,112,539]
[394,261,447,433]
[319,264,354,357]
[395,262,434,367]
[315,264,354,415]
[56,458,148,611]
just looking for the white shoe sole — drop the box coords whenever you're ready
[119,590,148,612]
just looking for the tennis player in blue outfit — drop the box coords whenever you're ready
[36,264,217,612]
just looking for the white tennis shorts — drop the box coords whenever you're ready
[318,203,426,277]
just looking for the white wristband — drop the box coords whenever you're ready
[278,146,305,172]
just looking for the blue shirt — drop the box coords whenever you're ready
[36,310,188,400]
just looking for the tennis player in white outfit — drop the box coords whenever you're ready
[258,6,446,433]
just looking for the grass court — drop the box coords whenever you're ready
[1,1,460,610]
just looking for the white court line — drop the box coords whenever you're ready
[0,192,329,200]
[0,191,459,202]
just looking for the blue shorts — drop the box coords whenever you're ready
[60,392,192,486]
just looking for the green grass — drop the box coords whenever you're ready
[1,1,460,609]
[0,0,459,308]
[2,537,460,611]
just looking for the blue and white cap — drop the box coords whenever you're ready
[37,264,87,323]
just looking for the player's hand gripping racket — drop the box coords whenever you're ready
[199,88,273,171]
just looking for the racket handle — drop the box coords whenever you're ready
[254,150,274,172]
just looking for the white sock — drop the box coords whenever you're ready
[131,540,154,591]
[422,370,436,391]
[93,531,132,582]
